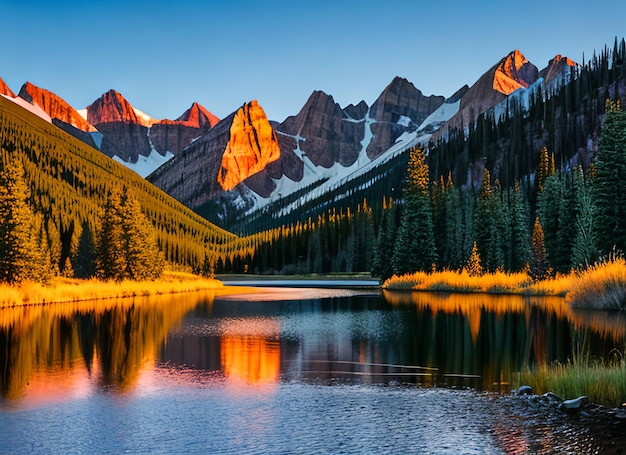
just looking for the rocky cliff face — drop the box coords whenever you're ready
[540,54,577,85]
[150,102,219,158]
[367,77,445,158]
[492,50,538,95]
[148,100,283,207]
[18,82,96,132]
[217,100,281,191]
[435,50,539,138]
[85,91,218,164]
[0,77,15,97]
[277,91,366,168]
[86,90,144,125]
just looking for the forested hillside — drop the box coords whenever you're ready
[0,96,249,282]
[245,39,626,278]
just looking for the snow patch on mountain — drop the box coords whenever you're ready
[113,149,173,178]
[133,107,157,126]
[2,94,52,123]
[417,99,461,133]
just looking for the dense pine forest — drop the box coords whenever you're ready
[0,96,252,282]
[244,39,626,278]
[1,39,624,283]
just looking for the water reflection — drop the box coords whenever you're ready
[1,287,625,408]
[0,292,213,402]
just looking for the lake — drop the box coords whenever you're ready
[1,283,624,454]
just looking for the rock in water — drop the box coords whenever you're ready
[560,396,589,410]
[515,385,534,396]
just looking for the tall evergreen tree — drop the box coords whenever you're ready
[392,148,438,274]
[372,199,398,279]
[530,217,550,279]
[570,166,598,268]
[592,99,626,254]
[0,159,49,283]
[474,169,506,271]
[96,186,164,281]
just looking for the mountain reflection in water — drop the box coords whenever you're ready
[1,286,624,407]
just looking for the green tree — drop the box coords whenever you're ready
[570,166,598,268]
[0,159,49,283]
[392,148,438,274]
[73,221,97,278]
[474,169,506,272]
[530,217,550,279]
[372,198,398,279]
[96,186,164,281]
[592,99,626,254]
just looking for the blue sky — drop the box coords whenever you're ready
[1,0,623,122]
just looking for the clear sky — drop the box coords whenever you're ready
[0,0,623,122]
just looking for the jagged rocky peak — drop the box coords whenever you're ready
[160,101,220,128]
[278,90,365,167]
[217,100,281,191]
[0,77,15,97]
[86,89,149,126]
[343,100,369,120]
[540,54,577,84]
[369,76,445,125]
[492,49,539,95]
[18,81,96,132]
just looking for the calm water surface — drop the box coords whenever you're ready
[1,284,624,454]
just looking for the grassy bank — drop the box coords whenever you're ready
[513,356,626,406]
[383,256,626,310]
[0,271,224,308]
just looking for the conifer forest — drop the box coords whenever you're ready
[0,39,625,283]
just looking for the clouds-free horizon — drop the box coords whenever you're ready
[1,0,622,122]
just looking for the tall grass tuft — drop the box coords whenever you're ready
[513,351,626,406]
[383,255,626,307]
[0,271,224,308]
[566,255,626,310]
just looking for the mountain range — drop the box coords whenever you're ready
[0,48,583,230]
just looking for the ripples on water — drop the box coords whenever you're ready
[1,285,624,454]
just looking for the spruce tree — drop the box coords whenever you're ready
[592,99,626,255]
[0,159,48,283]
[530,217,550,279]
[392,147,438,275]
[570,166,598,268]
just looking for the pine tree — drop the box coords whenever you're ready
[466,242,483,277]
[592,99,626,255]
[474,169,506,272]
[570,166,598,268]
[530,217,550,279]
[73,221,97,278]
[0,159,49,283]
[96,186,164,281]
[392,148,438,274]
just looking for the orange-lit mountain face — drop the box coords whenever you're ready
[217,100,281,191]
[159,102,220,129]
[18,82,97,132]
[540,54,578,85]
[492,49,538,95]
[87,89,146,126]
[0,76,15,97]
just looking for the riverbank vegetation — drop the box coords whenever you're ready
[0,271,223,308]
[382,255,626,310]
[513,353,626,406]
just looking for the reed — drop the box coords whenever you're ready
[383,256,626,307]
[566,256,626,310]
[513,353,626,406]
[0,271,224,308]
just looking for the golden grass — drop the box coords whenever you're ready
[0,271,224,308]
[566,256,626,310]
[383,257,626,309]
